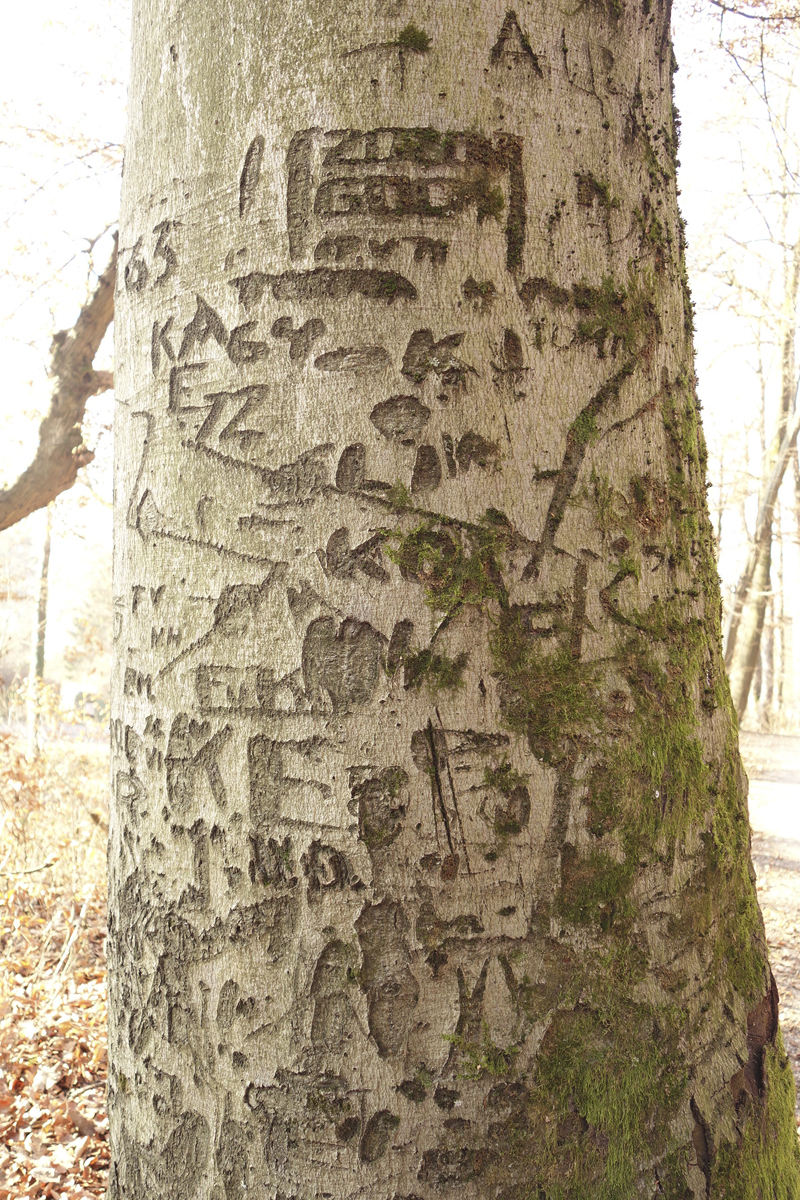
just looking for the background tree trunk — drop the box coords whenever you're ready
[777,508,789,716]
[758,591,775,731]
[725,236,799,720]
[729,535,773,726]
[109,1,799,1196]
[26,504,52,758]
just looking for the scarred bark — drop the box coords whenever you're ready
[0,239,116,533]
[109,2,799,1197]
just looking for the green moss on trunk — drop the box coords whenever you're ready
[711,1034,800,1198]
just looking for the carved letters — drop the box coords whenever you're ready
[285,127,527,270]
[111,101,624,1198]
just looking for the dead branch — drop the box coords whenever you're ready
[0,236,117,533]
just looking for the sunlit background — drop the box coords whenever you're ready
[0,0,123,722]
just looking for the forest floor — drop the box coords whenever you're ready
[0,732,108,1198]
[738,731,800,1114]
[0,729,797,1197]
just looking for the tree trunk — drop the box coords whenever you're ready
[758,593,774,731]
[26,504,52,757]
[729,536,772,730]
[724,406,800,719]
[777,505,789,716]
[725,238,799,719]
[109,2,799,1197]
[783,614,794,716]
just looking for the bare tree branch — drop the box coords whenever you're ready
[708,0,800,25]
[0,236,116,533]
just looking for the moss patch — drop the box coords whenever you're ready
[403,648,469,693]
[518,269,661,361]
[484,762,528,795]
[371,229,793,1186]
[385,510,511,619]
[576,173,620,210]
[446,1021,519,1080]
[706,728,770,1005]
[573,273,661,360]
[557,844,635,931]
[490,623,600,763]
[527,1001,685,1199]
[635,205,667,270]
[569,408,600,446]
[711,1033,800,1198]
[386,480,413,510]
[396,23,431,52]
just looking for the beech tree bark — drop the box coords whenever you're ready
[109,2,800,1197]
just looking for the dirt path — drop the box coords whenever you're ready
[740,731,800,1121]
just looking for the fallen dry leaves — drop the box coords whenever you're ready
[0,732,108,1198]
[751,848,800,1123]
[0,886,108,1198]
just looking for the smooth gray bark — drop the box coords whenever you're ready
[109,2,798,1197]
